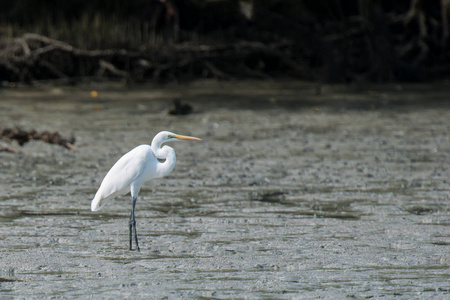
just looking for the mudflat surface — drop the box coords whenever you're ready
[0,81,449,298]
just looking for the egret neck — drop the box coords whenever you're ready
[155,145,176,178]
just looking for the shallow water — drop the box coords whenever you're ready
[0,81,449,298]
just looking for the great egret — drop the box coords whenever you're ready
[91,131,201,251]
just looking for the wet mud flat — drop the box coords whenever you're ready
[0,81,449,298]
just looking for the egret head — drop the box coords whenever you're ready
[152,131,201,150]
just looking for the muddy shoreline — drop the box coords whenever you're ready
[0,81,449,298]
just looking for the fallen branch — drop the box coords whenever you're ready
[0,33,316,83]
[0,127,76,151]
[0,141,22,153]
[98,59,130,78]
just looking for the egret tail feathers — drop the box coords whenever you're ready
[91,195,105,212]
[91,189,128,212]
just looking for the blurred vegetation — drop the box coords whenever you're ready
[0,0,449,83]
[0,0,245,49]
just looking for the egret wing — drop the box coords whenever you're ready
[91,145,152,211]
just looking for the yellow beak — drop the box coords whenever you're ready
[174,134,202,141]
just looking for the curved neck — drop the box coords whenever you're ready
[151,138,163,154]
[155,146,176,178]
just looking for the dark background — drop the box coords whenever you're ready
[1,0,449,83]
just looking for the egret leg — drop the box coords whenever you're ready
[129,196,140,252]
[129,216,133,251]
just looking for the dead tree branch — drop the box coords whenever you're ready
[0,127,76,151]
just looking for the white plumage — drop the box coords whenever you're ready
[90,131,201,251]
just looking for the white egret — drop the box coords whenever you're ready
[91,131,201,251]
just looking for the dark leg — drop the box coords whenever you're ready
[133,219,140,252]
[129,215,133,251]
[129,196,140,252]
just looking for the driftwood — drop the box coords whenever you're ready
[0,141,21,153]
[0,33,314,83]
[0,34,139,82]
[0,127,76,151]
